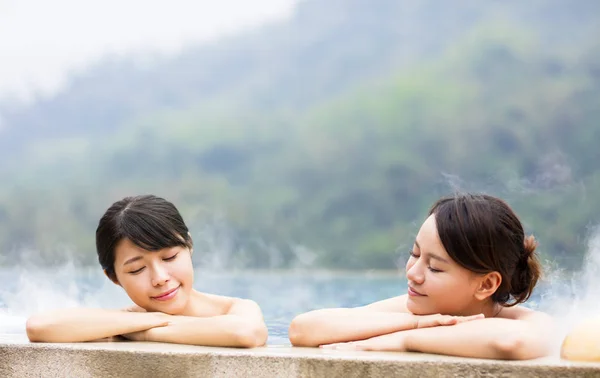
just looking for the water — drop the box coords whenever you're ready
[0,268,405,344]
[0,264,592,348]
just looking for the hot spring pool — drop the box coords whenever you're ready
[0,268,410,344]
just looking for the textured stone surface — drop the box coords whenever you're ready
[2,334,600,378]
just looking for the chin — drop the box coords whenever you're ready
[163,296,189,315]
[406,298,434,315]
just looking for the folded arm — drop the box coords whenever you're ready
[330,311,553,360]
[26,308,169,342]
[139,299,268,348]
[289,309,419,347]
[289,296,423,347]
[403,313,553,359]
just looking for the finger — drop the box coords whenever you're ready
[456,314,484,323]
[441,317,458,325]
[465,314,485,321]
[455,317,471,323]
[153,319,172,327]
[431,315,451,325]
[417,319,438,328]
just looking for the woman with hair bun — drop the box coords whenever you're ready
[289,193,552,360]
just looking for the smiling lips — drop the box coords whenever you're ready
[151,286,180,301]
[408,286,426,297]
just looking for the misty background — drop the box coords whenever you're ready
[1,0,599,277]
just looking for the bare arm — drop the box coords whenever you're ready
[293,311,426,347]
[140,299,268,348]
[404,312,553,359]
[288,296,480,347]
[289,296,409,347]
[26,308,169,342]
[331,310,553,360]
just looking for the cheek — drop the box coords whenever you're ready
[118,274,151,304]
[429,273,463,293]
[173,258,194,283]
[121,274,146,290]
[429,275,474,306]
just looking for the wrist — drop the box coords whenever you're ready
[147,312,171,326]
[406,313,419,330]
[143,327,156,342]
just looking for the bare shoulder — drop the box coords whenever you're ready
[191,291,262,316]
[189,291,235,315]
[499,305,553,325]
[360,294,409,313]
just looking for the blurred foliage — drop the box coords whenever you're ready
[0,0,599,271]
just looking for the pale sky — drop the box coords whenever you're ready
[0,0,298,101]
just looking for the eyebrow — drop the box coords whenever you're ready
[414,240,450,264]
[123,256,144,266]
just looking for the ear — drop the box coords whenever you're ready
[104,269,121,286]
[474,271,502,301]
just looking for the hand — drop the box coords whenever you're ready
[119,311,171,341]
[320,332,407,352]
[413,313,484,328]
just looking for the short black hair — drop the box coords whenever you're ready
[96,195,193,280]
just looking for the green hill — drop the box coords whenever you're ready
[0,0,599,271]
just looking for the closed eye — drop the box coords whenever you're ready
[163,253,178,261]
[428,267,443,273]
[409,250,419,258]
[128,267,145,274]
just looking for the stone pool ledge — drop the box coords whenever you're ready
[1,334,599,378]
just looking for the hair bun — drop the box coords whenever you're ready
[508,234,541,305]
[524,235,538,257]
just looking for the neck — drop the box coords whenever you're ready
[453,300,502,318]
[180,289,202,316]
[478,300,503,318]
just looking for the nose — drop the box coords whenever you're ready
[151,264,170,287]
[406,258,425,285]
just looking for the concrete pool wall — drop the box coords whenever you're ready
[1,334,600,377]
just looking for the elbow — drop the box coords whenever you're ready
[288,315,317,347]
[26,316,49,342]
[493,335,547,360]
[493,335,525,359]
[234,322,268,348]
[288,317,305,346]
